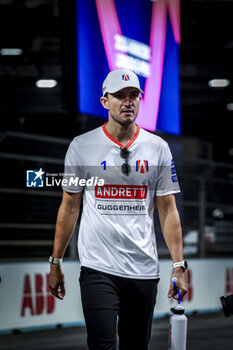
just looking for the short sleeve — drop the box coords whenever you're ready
[155,141,180,196]
[62,139,84,193]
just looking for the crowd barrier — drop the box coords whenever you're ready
[0,258,232,332]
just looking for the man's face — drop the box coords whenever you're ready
[101,87,142,127]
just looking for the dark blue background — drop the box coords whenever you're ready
[76,0,180,134]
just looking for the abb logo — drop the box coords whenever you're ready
[183,269,193,302]
[225,267,233,294]
[21,274,55,317]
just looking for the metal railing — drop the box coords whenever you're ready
[157,156,233,258]
[0,131,69,260]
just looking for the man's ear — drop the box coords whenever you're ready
[100,96,109,110]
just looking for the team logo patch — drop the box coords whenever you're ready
[122,74,130,81]
[136,160,149,173]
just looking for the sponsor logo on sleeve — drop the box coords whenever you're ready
[171,159,178,183]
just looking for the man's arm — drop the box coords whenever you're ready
[49,190,83,300]
[156,194,187,301]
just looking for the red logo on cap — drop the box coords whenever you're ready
[122,74,130,81]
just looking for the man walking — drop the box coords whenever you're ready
[49,69,187,349]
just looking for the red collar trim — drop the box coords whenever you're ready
[102,122,140,148]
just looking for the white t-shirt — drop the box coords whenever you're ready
[62,123,180,279]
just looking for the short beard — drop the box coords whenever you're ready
[109,113,137,128]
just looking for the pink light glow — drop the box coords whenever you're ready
[95,0,180,131]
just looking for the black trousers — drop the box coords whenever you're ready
[79,266,159,350]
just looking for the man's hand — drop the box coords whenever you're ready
[49,264,66,300]
[168,268,188,301]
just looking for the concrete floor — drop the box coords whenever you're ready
[0,312,232,350]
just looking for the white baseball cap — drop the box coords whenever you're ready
[102,69,143,96]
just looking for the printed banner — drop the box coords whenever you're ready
[0,259,232,331]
